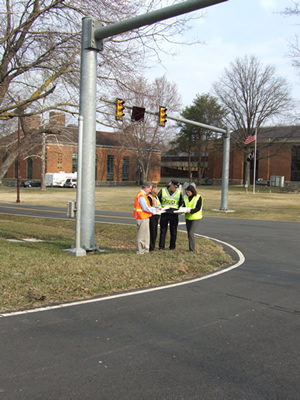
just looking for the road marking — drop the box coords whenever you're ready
[0,205,66,214]
[0,205,134,219]
[0,234,245,318]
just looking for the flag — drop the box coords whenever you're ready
[244,130,256,145]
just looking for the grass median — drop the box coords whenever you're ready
[0,214,231,313]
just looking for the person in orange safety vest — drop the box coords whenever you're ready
[133,182,159,255]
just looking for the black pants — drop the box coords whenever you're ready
[149,215,160,251]
[159,213,179,250]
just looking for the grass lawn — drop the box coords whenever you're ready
[1,185,299,221]
[0,185,299,313]
[0,214,231,313]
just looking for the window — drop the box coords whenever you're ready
[122,156,129,181]
[291,146,300,181]
[72,153,78,173]
[14,159,18,179]
[27,158,33,179]
[95,154,98,180]
[2,152,7,178]
[57,152,62,169]
[73,153,97,179]
[107,155,114,181]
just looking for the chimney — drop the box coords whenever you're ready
[49,112,65,127]
[26,115,41,128]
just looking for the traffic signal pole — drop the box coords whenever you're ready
[76,0,228,253]
[94,0,227,41]
[157,113,231,211]
[120,101,231,211]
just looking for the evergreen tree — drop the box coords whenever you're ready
[171,94,226,184]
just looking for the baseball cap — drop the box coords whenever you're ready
[170,179,180,188]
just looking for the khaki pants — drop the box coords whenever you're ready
[136,218,150,255]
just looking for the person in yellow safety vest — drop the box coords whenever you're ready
[133,182,159,255]
[158,179,184,250]
[147,183,162,251]
[183,185,203,252]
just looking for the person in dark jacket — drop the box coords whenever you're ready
[147,183,161,251]
[158,179,184,250]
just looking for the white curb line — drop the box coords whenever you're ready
[0,234,245,318]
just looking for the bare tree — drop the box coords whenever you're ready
[282,3,300,69]
[0,0,200,180]
[212,55,294,185]
[103,75,181,182]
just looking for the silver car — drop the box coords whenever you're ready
[64,178,77,188]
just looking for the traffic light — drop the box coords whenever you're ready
[116,98,125,121]
[159,106,167,127]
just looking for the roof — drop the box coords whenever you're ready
[230,126,300,143]
[258,126,300,140]
[0,126,161,154]
[96,131,123,147]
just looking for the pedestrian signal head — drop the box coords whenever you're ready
[131,106,145,122]
[116,98,125,121]
[159,106,167,127]
[247,151,254,162]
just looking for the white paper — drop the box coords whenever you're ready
[157,206,169,214]
[174,207,191,214]
[157,206,169,215]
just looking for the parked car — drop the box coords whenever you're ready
[256,178,270,186]
[22,179,41,188]
[64,178,77,188]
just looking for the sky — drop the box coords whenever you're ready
[145,0,300,112]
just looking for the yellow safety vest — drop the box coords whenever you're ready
[184,194,203,220]
[161,187,180,209]
[148,194,161,208]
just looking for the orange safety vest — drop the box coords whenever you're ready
[133,191,152,219]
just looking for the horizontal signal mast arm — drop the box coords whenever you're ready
[94,0,228,41]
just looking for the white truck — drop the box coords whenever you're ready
[45,172,77,187]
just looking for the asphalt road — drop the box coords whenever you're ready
[0,203,299,399]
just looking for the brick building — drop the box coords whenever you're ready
[161,126,300,186]
[0,112,161,185]
[2,118,300,187]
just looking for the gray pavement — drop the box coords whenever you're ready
[0,204,299,399]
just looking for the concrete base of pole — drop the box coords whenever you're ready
[212,209,236,213]
[69,248,87,257]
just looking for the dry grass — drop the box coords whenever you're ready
[0,214,231,312]
[2,184,297,312]
[0,185,299,221]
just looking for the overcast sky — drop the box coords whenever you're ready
[146,0,300,112]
